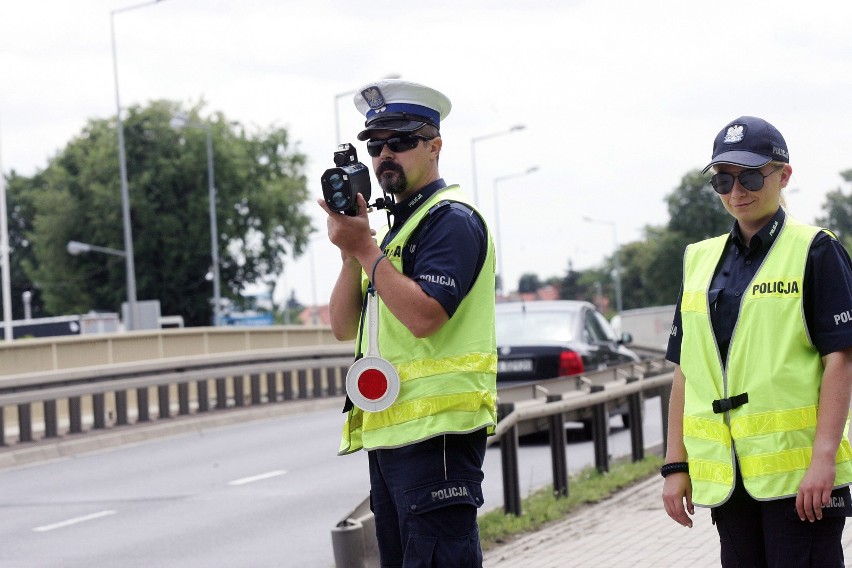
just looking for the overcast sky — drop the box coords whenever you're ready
[2,0,851,314]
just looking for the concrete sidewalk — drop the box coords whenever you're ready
[483,474,852,568]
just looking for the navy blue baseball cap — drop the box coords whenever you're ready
[354,79,452,141]
[702,116,789,174]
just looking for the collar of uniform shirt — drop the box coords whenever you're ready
[389,178,447,229]
[729,206,786,258]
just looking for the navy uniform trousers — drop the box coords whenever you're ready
[368,428,487,568]
[712,464,849,567]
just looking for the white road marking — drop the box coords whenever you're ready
[227,469,288,486]
[33,510,117,532]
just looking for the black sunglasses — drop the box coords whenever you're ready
[710,165,783,195]
[366,134,433,157]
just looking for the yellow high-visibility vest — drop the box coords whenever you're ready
[339,185,497,454]
[680,216,852,506]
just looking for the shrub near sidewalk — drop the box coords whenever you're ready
[478,455,664,551]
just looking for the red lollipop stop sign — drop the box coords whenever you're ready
[346,355,400,412]
[358,368,388,399]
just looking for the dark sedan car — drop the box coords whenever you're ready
[495,300,639,383]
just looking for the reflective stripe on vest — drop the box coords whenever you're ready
[339,185,498,454]
[680,217,852,505]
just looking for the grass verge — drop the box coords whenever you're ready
[478,454,664,551]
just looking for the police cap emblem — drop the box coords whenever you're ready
[361,87,385,110]
[724,125,745,144]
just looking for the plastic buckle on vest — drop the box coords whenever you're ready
[712,392,749,414]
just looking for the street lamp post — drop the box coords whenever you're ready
[110,0,166,330]
[309,245,318,325]
[66,240,128,321]
[333,89,353,147]
[22,291,32,321]
[582,216,623,313]
[0,118,12,341]
[170,114,222,326]
[333,89,350,147]
[493,167,538,295]
[470,125,525,207]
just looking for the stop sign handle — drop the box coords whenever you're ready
[345,291,400,412]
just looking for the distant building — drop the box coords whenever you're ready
[298,305,331,326]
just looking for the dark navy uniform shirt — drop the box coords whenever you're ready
[380,179,488,318]
[666,207,852,366]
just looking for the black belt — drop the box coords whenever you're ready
[712,392,749,414]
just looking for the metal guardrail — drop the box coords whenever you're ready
[0,344,355,447]
[0,340,675,568]
[0,325,344,376]
[331,356,675,568]
[494,361,674,515]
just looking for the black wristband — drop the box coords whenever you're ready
[370,254,386,286]
[660,462,689,478]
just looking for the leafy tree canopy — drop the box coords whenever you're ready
[517,272,542,293]
[582,170,730,311]
[665,169,731,242]
[10,100,311,325]
[816,169,852,248]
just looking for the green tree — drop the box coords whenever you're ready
[634,169,728,307]
[617,240,652,310]
[577,267,609,304]
[816,169,852,248]
[636,226,687,307]
[665,169,731,242]
[518,272,541,293]
[558,261,584,301]
[17,100,311,326]
[584,170,727,312]
[558,167,852,314]
[2,171,46,319]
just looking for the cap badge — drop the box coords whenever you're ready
[724,125,745,144]
[361,87,385,110]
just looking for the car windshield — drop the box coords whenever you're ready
[495,309,579,345]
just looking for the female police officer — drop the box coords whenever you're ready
[662,116,852,567]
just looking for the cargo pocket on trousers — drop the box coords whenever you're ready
[404,479,484,516]
[402,480,484,568]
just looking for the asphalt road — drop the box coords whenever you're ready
[0,398,664,568]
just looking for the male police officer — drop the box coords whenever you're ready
[319,79,497,566]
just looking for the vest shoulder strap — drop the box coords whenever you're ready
[402,200,486,288]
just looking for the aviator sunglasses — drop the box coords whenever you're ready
[366,134,434,157]
[710,165,783,195]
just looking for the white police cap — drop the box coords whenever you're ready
[354,79,452,141]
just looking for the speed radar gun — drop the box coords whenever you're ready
[321,143,393,218]
[345,291,400,412]
[320,144,372,217]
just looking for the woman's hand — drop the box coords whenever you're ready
[662,472,695,528]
